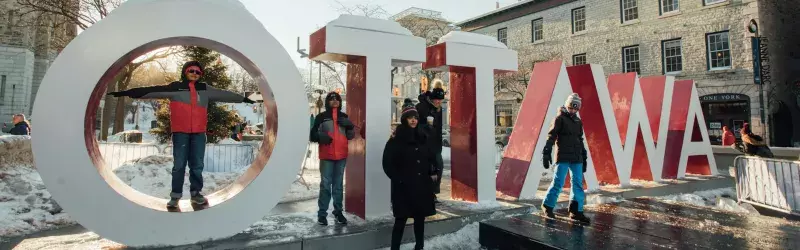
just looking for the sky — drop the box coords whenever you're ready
[238,0,515,68]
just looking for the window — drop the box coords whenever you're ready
[0,75,5,105]
[572,7,586,33]
[704,0,726,5]
[660,0,679,14]
[620,0,638,22]
[495,104,514,127]
[531,18,543,42]
[497,28,507,45]
[495,80,507,92]
[623,46,640,74]
[573,54,587,66]
[707,31,731,70]
[662,39,683,74]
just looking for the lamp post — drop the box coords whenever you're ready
[748,19,767,138]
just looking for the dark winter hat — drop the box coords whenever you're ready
[564,93,582,110]
[324,91,343,110]
[180,61,205,81]
[400,98,419,123]
[429,88,446,100]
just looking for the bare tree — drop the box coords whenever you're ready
[495,49,562,102]
[394,13,454,93]
[332,0,389,18]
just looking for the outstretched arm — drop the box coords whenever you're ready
[108,84,177,99]
[205,85,254,103]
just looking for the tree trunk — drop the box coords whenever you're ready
[100,95,114,140]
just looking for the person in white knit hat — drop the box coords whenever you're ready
[540,93,591,224]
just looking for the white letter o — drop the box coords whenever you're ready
[31,0,306,246]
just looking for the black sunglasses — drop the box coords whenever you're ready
[187,69,203,75]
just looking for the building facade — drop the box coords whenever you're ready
[458,0,765,145]
[0,1,76,129]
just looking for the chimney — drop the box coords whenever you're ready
[496,1,500,9]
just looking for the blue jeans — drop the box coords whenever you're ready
[542,162,585,212]
[318,159,346,217]
[171,133,206,197]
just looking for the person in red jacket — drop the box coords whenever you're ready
[109,61,255,209]
[721,126,736,146]
[309,92,355,226]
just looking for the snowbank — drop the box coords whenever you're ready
[113,155,243,199]
[441,199,504,211]
[651,188,756,214]
[0,165,74,237]
[0,135,33,168]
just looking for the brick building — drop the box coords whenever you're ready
[0,1,76,129]
[457,0,768,145]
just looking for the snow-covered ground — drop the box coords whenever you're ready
[375,222,483,250]
[650,187,757,214]
[0,165,73,238]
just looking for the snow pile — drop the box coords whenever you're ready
[106,130,156,144]
[652,188,755,214]
[0,165,74,237]
[586,195,624,205]
[377,222,483,250]
[0,135,33,167]
[442,199,504,211]
[113,155,243,199]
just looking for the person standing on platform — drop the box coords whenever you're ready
[383,100,437,250]
[721,126,736,146]
[309,92,355,226]
[109,61,256,209]
[540,93,591,224]
[416,87,445,203]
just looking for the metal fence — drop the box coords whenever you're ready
[734,156,800,215]
[99,142,257,172]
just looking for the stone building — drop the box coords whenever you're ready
[391,7,453,126]
[457,0,769,145]
[0,1,77,129]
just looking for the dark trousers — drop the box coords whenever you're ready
[318,159,346,217]
[391,216,425,250]
[171,133,206,197]
[433,153,443,194]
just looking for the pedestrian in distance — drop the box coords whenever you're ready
[108,61,256,209]
[737,123,774,158]
[9,114,31,136]
[309,91,355,226]
[540,93,591,224]
[721,126,736,146]
[383,99,438,250]
[416,87,445,204]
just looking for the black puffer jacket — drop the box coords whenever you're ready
[382,124,437,219]
[416,93,443,153]
[544,107,586,163]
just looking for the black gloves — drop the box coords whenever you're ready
[318,131,332,145]
[243,97,256,104]
[543,155,552,169]
[338,117,354,129]
[542,145,553,169]
[582,148,588,173]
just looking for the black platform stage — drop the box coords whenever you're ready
[479,198,800,250]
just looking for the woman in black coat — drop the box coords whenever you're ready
[383,100,437,250]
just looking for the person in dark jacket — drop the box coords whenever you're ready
[383,99,437,250]
[415,87,445,203]
[109,61,255,209]
[9,114,31,135]
[541,93,591,224]
[309,92,355,226]
[737,123,774,158]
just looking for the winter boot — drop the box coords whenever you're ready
[334,212,348,225]
[167,198,179,209]
[540,204,555,219]
[190,193,208,205]
[318,216,328,226]
[568,201,591,224]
